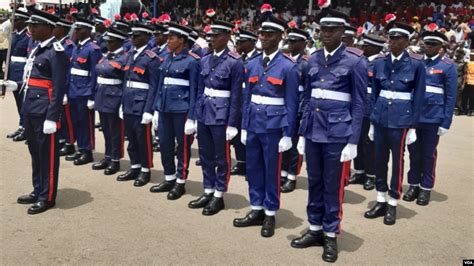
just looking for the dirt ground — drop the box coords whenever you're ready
[0,95,473,265]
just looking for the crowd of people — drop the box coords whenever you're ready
[1,0,473,263]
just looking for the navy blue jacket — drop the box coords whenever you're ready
[8,28,31,83]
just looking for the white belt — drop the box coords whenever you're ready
[311,88,351,102]
[11,56,27,63]
[426,85,444,94]
[70,68,90,77]
[379,90,411,100]
[97,77,122,85]
[251,95,285,105]
[126,81,149,90]
[204,87,231,98]
[367,87,372,94]
[163,77,189,86]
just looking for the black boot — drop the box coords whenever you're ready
[363,176,375,190]
[202,197,225,216]
[7,127,22,138]
[195,159,201,166]
[348,173,367,185]
[117,168,140,181]
[17,192,38,204]
[233,210,265,227]
[291,229,324,248]
[60,144,75,156]
[261,215,275,237]
[322,236,338,263]
[104,161,120,175]
[92,158,110,170]
[27,201,55,215]
[167,183,185,200]
[188,193,214,209]
[416,189,431,206]
[74,150,93,165]
[65,151,82,161]
[364,202,388,219]
[12,129,26,141]
[134,171,151,187]
[384,205,397,225]
[150,180,176,193]
[281,179,296,193]
[403,186,420,202]
[230,162,246,175]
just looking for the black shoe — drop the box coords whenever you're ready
[17,192,38,204]
[416,189,431,206]
[230,162,246,175]
[403,186,420,202]
[364,202,388,219]
[117,168,140,181]
[195,159,201,166]
[233,210,265,227]
[104,161,120,175]
[363,176,375,190]
[261,215,275,237]
[65,151,82,161]
[134,171,150,187]
[150,180,176,193]
[455,110,467,116]
[384,205,397,225]
[322,236,338,263]
[348,173,367,185]
[281,179,296,193]
[153,140,160,152]
[7,128,22,138]
[188,193,214,209]
[167,183,185,200]
[27,201,55,215]
[92,158,110,170]
[60,144,75,156]
[291,229,324,248]
[95,122,101,128]
[468,110,474,117]
[203,197,225,215]
[12,130,26,141]
[74,151,93,165]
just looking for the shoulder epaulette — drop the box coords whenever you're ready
[65,39,74,46]
[441,56,454,65]
[53,42,65,52]
[90,42,100,50]
[283,53,296,63]
[228,50,241,59]
[409,53,423,60]
[346,47,364,57]
[189,51,201,60]
[375,53,387,59]
[145,50,157,58]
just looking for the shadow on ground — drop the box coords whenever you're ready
[56,188,94,209]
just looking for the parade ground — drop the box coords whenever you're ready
[0,95,472,265]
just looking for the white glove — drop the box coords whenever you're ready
[278,136,292,153]
[241,129,247,145]
[119,105,123,120]
[406,128,417,145]
[297,136,305,155]
[437,127,448,136]
[368,123,374,141]
[226,126,238,141]
[184,119,196,135]
[1,80,18,92]
[62,94,68,105]
[340,143,358,162]
[87,100,95,110]
[152,111,159,130]
[43,120,57,134]
[141,112,153,124]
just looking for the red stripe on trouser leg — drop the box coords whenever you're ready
[296,154,303,175]
[120,120,125,158]
[398,129,408,197]
[277,152,282,207]
[48,133,55,202]
[88,110,95,150]
[182,134,188,180]
[146,123,153,168]
[344,160,351,186]
[337,161,349,233]
[225,140,231,191]
[64,104,75,143]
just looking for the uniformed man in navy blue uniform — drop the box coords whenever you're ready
[15,8,69,214]
[149,23,200,200]
[364,22,426,225]
[65,17,102,165]
[290,9,367,263]
[53,18,77,157]
[342,25,356,47]
[231,28,259,176]
[349,33,386,190]
[280,27,310,193]
[188,20,244,215]
[91,28,130,175]
[112,16,132,52]
[188,28,203,57]
[93,16,108,54]
[233,15,299,238]
[404,30,457,206]
[4,9,31,142]
[116,22,160,187]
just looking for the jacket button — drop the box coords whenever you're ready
[211,68,214,71]
[260,85,263,87]
[36,94,40,98]
[321,79,324,82]
[210,78,213,81]
[388,101,392,105]
[263,72,266,75]
[316,108,320,112]
[390,80,394,84]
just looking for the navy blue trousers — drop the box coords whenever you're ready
[99,112,124,161]
[197,122,231,192]
[374,126,408,199]
[408,123,440,189]
[13,85,24,127]
[305,141,348,233]
[158,112,192,179]
[124,114,153,168]
[69,97,95,151]
[353,117,375,176]
[58,103,75,144]
[24,114,59,202]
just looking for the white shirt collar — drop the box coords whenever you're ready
[246,49,256,58]
[79,37,91,46]
[263,49,279,63]
[424,54,439,61]
[134,45,147,56]
[324,42,343,59]
[16,28,27,35]
[112,47,124,55]
[160,43,167,51]
[214,48,225,57]
[368,53,380,62]
[58,36,68,43]
[391,52,404,63]
[291,53,301,60]
[40,37,55,48]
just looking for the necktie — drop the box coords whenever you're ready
[263,56,270,68]
[393,59,399,66]
[425,58,432,65]
[242,54,247,62]
[326,54,331,62]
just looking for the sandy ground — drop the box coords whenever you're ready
[0,95,473,265]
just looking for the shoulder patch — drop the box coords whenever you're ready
[283,53,296,63]
[228,50,241,59]
[441,56,454,65]
[189,51,201,60]
[346,47,364,57]
[145,50,157,58]
[53,42,65,52]
[409,53,423,60]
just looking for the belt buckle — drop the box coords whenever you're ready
[386,91,394,99]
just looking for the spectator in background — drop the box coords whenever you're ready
[411,16,421,32]
[454,48,467,114]
[0,18,8,79]
[460,52,474,116]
